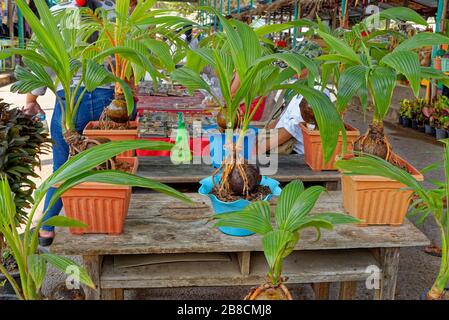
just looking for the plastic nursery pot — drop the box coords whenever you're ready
[0,271,20,297]
[417,125,425,133]
[83,121,138,157]
[300,122,360,172]
[340,154,423,226]
[402,117,411,128]
[198,175,282,237]
[206,127,258,168]
[435,128,448,140]
[425,124,436,136]
[398,116,404,126]
[61,157,138,235]
[411,119,418,130]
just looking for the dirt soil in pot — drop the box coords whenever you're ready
[211,185,271,202]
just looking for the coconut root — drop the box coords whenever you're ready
[354,121,392,161]
[245,278,292,300]
[64,130,115,170]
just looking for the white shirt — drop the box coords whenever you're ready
[275,94,305,154]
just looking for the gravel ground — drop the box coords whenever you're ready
[0,84,444,300]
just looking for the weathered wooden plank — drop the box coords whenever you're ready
[101,288,124,300]
[83,255,102,300]
[100,250,379,289]
[313,283,330,300]
[136,154,341,184]
[376,248,401,300]
[52,192,429,256]
[237,252,251,276]
[339,281,358,300]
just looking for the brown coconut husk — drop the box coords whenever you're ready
[245,282,293,300]
[353,121,392,161]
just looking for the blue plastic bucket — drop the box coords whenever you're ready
[199,175,282,236]
[205,127,258,168]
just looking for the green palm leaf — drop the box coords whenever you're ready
[42,254,95,289]
[395,32,449,52]
[27,255,47,290]
[336,65,369,113]
[381,51,421,96]
[275,180,305,228]
[368,66,397,120]
[316,30,361,65]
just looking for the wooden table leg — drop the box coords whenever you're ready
[312,283,330,300]
[339,281,358,300]
[83,255,102,300]
[101,288,124,300]
[375,248,400,300]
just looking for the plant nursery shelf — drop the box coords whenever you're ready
[51,192,429,300]
[100,249,379,289]
[136,154,342,190]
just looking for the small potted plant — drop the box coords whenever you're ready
[214,180,360,299]
[400,99,413,128]
[318,7,449,225]
[80,1,194,156]
[173,11,344,236]
[336,145,449,300]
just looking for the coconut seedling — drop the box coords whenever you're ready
[214,180,360,300]
[0,0,152,156]
[316,7,449,163]
[336,142,449,300]
[79,0,195,126]
[172,10,345,199]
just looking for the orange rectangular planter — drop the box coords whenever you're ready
[300,122,360,172]
[341,155,424,226]
[83,121,138,157]
[61,157,138,235]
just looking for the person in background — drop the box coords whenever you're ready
[23,0,117,247]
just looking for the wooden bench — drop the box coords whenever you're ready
[51,192,429,300]
[136,154,342,190]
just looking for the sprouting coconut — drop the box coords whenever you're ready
[214,180,361,300]
[353,121,391,161]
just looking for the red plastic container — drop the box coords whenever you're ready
[136,137,210,157]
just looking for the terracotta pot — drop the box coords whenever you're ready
[83,121,138,157]
[300,122,360,172]
[341,154,423,226]
[61,157,137,235]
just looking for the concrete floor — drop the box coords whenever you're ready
[0,84,445,300]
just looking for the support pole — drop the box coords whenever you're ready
[227,0,230,15]
[214,0,217,32]
[293,0,298,48]
[219,0,223,30]
[17,7,24,49]
[237,0,240,14]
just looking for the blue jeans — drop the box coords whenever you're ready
[42,88,114,232]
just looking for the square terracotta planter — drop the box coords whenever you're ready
[83,121,138,157]
[341,155,424,226]
[300,122,360,172]
[61,157,137,235]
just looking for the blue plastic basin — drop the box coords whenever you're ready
[199,175,282,236]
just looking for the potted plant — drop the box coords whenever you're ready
[57,139,191,235]
[399,99,413,127]
[0,140,191,299]
[214,180,360,299]
[318,7,449,225]
[336,146,449,300]
[0,0,140,157]
[172,11,344,236]
[0,100,51,298]
[79,0,195,154]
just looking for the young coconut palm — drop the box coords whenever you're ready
[79,0,196,125]
[214,180,360,300]
[0,0,152,155]
[335,142,449,300]
[172,10,345,198]
[0,139,191,299]
[316,7,449,162]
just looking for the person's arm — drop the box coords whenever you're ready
[23,92,45,117]
[265,128,292,152]
[230,72,240,98]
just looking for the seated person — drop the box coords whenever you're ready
[261,93,307,155]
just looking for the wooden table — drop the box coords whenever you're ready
[136,154,342,190]
[51,192,429,300]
